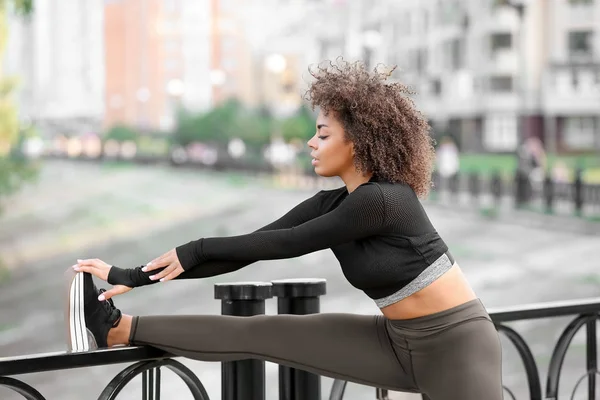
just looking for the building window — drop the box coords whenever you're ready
[439,0,461,25]
[564,116,596,150]
[443,38,465,71]
[431,78,442,96]
[489,75,513,92]
[568,30,594,60]
[490,32,512,52]
[408,48,427,74]
[484,114,518,151]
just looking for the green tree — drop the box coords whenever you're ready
[104,124,140,143]
[280,105,316,143]
[0,0,37,213]
[174,99,273,148]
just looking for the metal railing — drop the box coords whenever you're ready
[430,170,600,220]
[1,279,599,400]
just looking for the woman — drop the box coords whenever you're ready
[67,60,503,399]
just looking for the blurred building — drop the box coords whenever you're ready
[103,0,212,132]
[231,0,350,117]
[208,0,309,117]
[354,0,600,153]
[3,0,105,136]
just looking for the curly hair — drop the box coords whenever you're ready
[304,58,436,198]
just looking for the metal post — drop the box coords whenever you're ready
[586,317,597,400]
[215,282,273,400]
[272,278,327,400]
[574,167,584,217]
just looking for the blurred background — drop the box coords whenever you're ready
[0,0,599,399]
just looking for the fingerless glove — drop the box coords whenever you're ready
[107,265,165,287]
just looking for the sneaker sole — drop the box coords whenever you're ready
[64,268,98,352]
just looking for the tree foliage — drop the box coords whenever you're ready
[0,0,38,213]
[172,99,316,149]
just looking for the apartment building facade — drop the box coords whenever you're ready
[103,0,212,132]
[309,0,600,153]
[381,0,600,153]
[3,0,105,136]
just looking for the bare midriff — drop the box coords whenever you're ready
[380,263,478,320]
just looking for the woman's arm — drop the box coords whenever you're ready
[107,189,329,287]
[176,183,387,270]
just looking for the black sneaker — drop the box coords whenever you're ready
[64,269,122,352]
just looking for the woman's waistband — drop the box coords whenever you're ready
[386,298,491,335]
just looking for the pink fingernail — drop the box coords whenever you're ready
[141,267,147,272]
[98,294,105,301]
[149,275,156,280]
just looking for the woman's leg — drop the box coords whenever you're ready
[411,318,503,400]
[387,299,504,400]
[67,271,419,392]
[128,313,419,392]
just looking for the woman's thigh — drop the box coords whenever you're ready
[410,318,503,400]
[132,313,418,392]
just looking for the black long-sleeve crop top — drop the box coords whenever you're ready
[108,176,453,306]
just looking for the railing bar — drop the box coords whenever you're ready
[587,318,597,400]
[149,369,154,400]
[156,367,161,400]
[142,370,148,400]
[489,298,600,323]
[0,347,170,376]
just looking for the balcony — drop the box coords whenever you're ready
[543,63,600,114]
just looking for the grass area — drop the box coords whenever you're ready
[457,153,600,183]
[574,273,600,286]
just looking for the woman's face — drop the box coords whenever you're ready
[307,110,355,178]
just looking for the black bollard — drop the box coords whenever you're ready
[543,171,554,214]
[573,167,584,217]
[468,172,480,204]
[215,282,273,400]
[272,278,327,400]
[490,171,503,209]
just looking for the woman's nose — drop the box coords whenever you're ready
[307,133,317,149]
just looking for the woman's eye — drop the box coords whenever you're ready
[318,135,329,140]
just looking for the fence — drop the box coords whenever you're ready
[1,279,599,400]
[429,169,600,220]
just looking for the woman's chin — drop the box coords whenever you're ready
[313,166,334,178]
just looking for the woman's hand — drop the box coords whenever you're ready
[74,258,133,301]
[142,248,184,282]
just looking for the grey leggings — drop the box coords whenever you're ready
[129,298,503,400]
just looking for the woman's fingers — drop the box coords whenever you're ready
[149,263,177,281]
[76,258,111,272]
[143,250,175,272]
[161,266,184,282]
[73,264,108,281]
[98,285,132,301]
